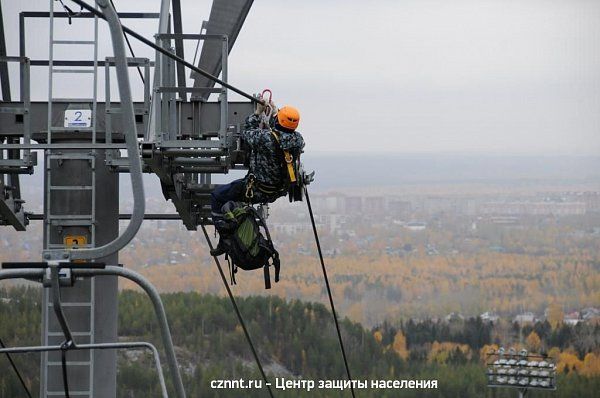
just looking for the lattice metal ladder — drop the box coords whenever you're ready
[43,0,99,396]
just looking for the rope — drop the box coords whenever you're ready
[61,347,70,398]
[304,187,356,398]
[69,0,265,105]
[108,0,144,84]
[0,337,32,398]
[201,224,275,398]
[55,0,82,24]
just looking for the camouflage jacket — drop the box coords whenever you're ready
[242,113,305,187]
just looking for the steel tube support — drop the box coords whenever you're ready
[0,266,185,398]
[0,268,45,282]
[172,157,222,166]
[161,149,227,157]
[73,266,186,398]
[0,0,10,101]
[0,167,32,174]
[0,342,168,398]
[0,266,178,398]
[49,264,74,343]
[176,166,226,174]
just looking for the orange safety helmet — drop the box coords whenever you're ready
[277,106,300,130]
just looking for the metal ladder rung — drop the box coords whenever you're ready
[47,391,91,396]
[53,40,96,45]
[48,302,92,307]
[50,220,94,227]
[51,98,94,103]
[52,68,96,74]
[48,361,92,366]
[48,154,95,161]
[47,331,92,337]
[47,243,94,249]
[105,107,148,114]
[49,185,94,191]
[48,215,93,220]
[49,126,94,132]
[0,107,28,114]
[47,214,94,227]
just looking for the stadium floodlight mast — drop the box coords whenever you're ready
[486,347,557,398]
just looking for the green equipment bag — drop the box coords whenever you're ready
[220,201,280,289]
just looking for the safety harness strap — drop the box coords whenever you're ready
[270,130,297,183]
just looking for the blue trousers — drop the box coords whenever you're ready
[210,178,246,214]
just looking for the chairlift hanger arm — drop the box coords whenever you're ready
[69,0,265,105]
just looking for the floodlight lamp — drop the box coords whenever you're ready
[518,378,529,386]
[519,349,528,357]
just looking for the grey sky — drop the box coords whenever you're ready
[3,0,600,154]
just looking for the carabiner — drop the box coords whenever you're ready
[261,89,272,103]
[245,175,255,199]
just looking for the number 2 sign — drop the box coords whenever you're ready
[64,109,92,128]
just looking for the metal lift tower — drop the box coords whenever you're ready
[0,0,258,396]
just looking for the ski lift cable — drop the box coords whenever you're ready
[304,187,357,398]
[69,0,265,105]
[0,337,33,398]
[201,224,276,398]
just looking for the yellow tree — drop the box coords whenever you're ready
[392,331,409,360]
[547,303,564,330]
[373,330,383,344]
[557,352,583,374]
[526,331,541,352]
[582,353,600,377]
[548,347,561,361]
[480,344,499,363]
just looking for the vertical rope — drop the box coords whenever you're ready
[61,347,70,398]
[201,224,275,398]
[0,337,32,398]
[305,187,356,398]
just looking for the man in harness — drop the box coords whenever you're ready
[210,100,305,256]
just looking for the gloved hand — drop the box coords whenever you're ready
[255,99,266,115]
[267,101,278,117]
[304,170,315,185]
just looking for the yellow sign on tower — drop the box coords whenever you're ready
[64,235,87,263]
[64,235,87,247]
